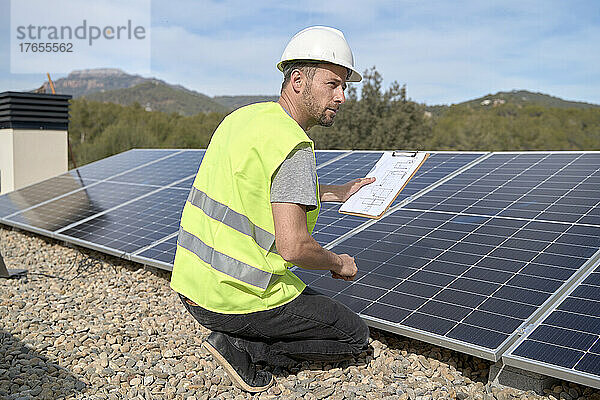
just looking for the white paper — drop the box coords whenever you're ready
[339,151,427,217]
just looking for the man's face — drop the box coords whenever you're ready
[301,64,347,128]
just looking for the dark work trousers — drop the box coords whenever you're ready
[180,286,370,368]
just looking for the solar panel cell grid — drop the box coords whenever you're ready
[478,297,537,320]
[0,174,98,218]
[317,152,383,185]
[506,260,600,385]
[405,153,600,227]
[303,205,600,355]
[448,324,508,349]
[173,176,196,189]
[136,235,178,265]
[311,203,366,245]
[390,153,483,206]
[108,150,204,187]
[315,151,348,166]
[577,354,600,376]
[60,187,189,253]
[73,149,178,180]
[5,182,156,232]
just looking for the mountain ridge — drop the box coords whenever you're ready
[33,68,598,115]
[83,81,229,115]
[458,90,598,109]
[37,68,277,114]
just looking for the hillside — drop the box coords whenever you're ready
[41,69,150,98]
[35,68,279,114]
[426,90,599,117]
[84,81,229,115]
[457,90,598,109]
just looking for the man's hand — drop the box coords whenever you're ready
[339,177,376,202]
[320,177,376,202]
[271,203,361,282]
[330,254,358,281]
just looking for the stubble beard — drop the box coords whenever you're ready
[302,84,336,127]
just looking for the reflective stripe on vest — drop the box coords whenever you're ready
[177,228,280,290]
[187,186,276,253]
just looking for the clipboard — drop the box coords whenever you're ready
[339,151,429,219]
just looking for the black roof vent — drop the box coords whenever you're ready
[0,91,72,130]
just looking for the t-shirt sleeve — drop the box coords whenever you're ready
[270,143,318,211]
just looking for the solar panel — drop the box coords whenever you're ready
[173,176,196,189]
[107,150,204,187]
[312,152,486,245]
[406,152,600,224]
[317,151,384,185]
[390,152,484,206]
[4,182,157,233]
[58,187,189,254]
[133,234,178,267]
[0,174,97,218]
[69,149,179,180]
[504,250,600,389]
[0,149,176,219]
[294,207,600,359]
[314,150,349,166]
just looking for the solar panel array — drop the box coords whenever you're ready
[504,246,600,388]
[0,149,195,258]
[1,148,600,389]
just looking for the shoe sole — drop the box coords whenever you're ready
[202,340,274,393]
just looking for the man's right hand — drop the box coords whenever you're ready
[271,202,359,280]
[331,254,358,281]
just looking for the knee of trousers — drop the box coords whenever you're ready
[350,318,370,353]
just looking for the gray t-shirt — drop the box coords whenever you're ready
[270,144,318,211]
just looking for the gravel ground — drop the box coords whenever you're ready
[2,225,600,400]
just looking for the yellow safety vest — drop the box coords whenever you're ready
[170,102,321,313]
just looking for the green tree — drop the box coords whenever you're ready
[68,99,226,167]
[311,67,432,150]
[429,103,600,151]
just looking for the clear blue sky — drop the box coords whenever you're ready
[1,0,599,105]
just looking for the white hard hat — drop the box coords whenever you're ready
[277,26,362,82]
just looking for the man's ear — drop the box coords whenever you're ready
[290,69,304,94]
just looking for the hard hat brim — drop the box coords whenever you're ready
[277,60,362,82]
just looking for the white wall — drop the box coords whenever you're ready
[0,128,68,195]
[0,129,15,195]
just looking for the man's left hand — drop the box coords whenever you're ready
[319,177,376,202]
[339,177,376,202]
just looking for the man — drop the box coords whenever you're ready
[170,26,375,393]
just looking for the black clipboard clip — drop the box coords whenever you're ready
[392,150,419,157]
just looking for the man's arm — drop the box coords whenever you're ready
[272,202,357,280]
[319,177,376,202]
